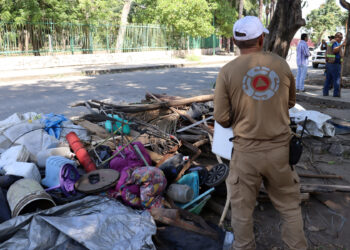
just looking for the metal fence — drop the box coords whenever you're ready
[0,22,219,56]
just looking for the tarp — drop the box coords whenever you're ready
[289,104,335,137]
[0,196,156,250]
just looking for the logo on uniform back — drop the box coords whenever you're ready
[242,66,280,100]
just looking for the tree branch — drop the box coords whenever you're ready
[340,0,350,11]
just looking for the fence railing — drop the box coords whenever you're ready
[0,22,219,56]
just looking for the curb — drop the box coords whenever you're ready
[0,59,233,82]
[83,60,233,75]
[83,64,179,76]
[296,93,350,109]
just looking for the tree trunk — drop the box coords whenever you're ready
[226,38,231,53]
[270,0,275,22]
[25,27,29,53]
[340,0,350,78]
[238,0,244,19]
[82,25,92,54]
[263,0,305,58]
[18,30,24,51]
[30,24,41,56]
[259,0,263,20]
[115,0,133,52]
[316,30,326,46]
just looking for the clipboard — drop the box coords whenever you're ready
[211,121,234,160]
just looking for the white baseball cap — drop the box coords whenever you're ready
[233,16,269,41]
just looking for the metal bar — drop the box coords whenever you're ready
[176,116,214,133]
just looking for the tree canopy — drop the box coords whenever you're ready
[0,0,274,39]
[304,0,347,44]
[0,0,123,24]
[131,0,215,38]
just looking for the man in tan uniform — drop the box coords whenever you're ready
[214,16,307,250]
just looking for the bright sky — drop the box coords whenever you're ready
[302,0,345,18]
[295,0,346,39]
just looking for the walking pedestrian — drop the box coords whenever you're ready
[324,32,346,97]
[296,33,311,92]
[214,16,308,250]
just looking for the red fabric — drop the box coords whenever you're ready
[66,132,96,173]
[290,38,315,48]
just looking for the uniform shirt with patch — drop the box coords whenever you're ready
[214,51,296,152]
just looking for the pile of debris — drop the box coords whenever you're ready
[0,92,350,249]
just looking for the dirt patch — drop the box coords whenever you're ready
[202,100,350,249]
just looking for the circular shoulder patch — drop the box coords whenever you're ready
[242,66,280,100]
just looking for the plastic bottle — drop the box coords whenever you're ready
[159,154,189,169]
[36,147,74,168]
[158,154,189,183]
[222,232,234,250]
[104,114,130,134]
[167,184,194,203]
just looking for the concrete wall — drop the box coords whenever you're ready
[0,49,218,71]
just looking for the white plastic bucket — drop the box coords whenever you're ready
[7,179,56,217]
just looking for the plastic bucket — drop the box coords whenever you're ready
[7,179,56,217]
[167,184,194,203]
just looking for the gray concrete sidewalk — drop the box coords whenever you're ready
[0,55,235,82]
[297,84,350,109]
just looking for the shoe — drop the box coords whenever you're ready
[296,90,300,93]
[301,89,306,92]
[323,94,329,96]
[333,95,340,97]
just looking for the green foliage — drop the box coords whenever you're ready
[70,0,123,24]
[0,0,123,24]
[210,0,238,38]
[305,0,345,44]
[244,0,258,16]
[131,0,214,37]
[185,54,201,61]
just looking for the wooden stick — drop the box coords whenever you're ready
[150,208,218,239]
[299,173,342,179]
[146,91,213,135]
[72,94,214,113]
[155,144,181,167]
[192,139,209,148]
[207,200,231,221]
[301,184,350,193]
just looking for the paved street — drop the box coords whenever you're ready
[0,64,222,120]
[0,52,328,121]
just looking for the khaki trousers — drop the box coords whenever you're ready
[228,145,308,250]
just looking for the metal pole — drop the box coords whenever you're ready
[213,14,215,55]
[106,24,109,53]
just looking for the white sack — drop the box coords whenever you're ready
[289,104,335,137]
[3,162,41,182]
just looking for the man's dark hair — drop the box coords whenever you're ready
[335,32,343,38]
[301,33,308,41]
[234,33,261,49]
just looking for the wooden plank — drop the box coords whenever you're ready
[301,184,350,193]
[299,173,342,179]
[73,95,214,113]
[75,120,110,138]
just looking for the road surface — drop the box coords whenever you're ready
[0,53,324,121]
[0,65,221,120]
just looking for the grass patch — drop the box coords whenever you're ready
[185,54,201,61]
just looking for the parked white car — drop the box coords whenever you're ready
[311,46,326,68]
